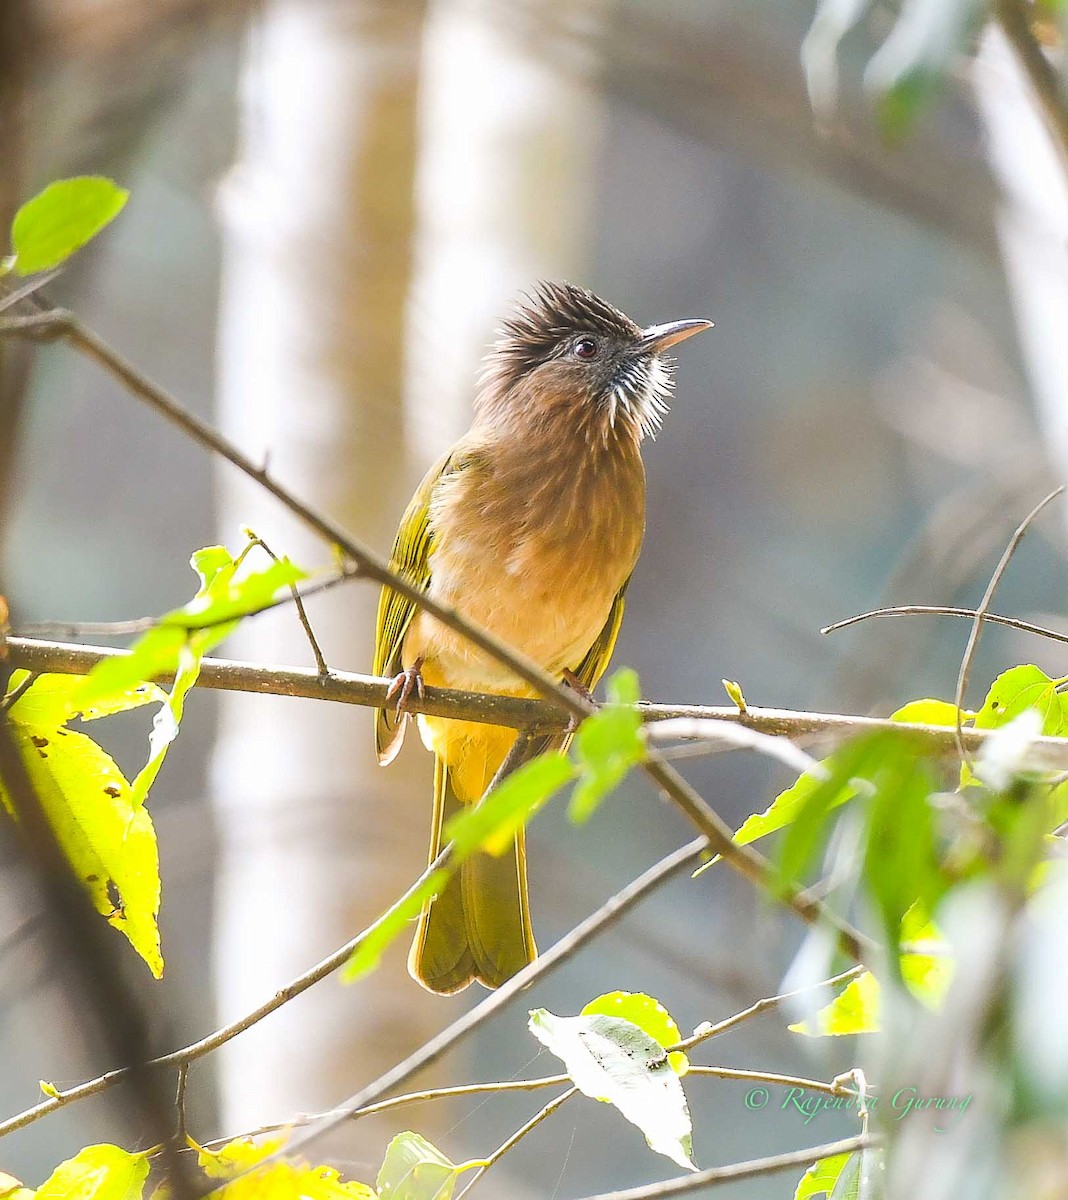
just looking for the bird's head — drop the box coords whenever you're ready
[476,282,712,444]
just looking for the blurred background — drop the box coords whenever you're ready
[2,0,1067,1196]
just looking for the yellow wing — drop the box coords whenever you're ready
[570,578,630,693]
[374,451,455,764]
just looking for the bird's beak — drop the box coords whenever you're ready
[637,318,714,354]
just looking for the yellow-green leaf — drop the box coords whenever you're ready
[581,991,689,1074]
[11,177,129,275]
[196,1135,374,1198]
[793,1152,854,1199]
[570,668,646,823]
[5,725,162,976]
[790,972,881,1037]
[5,672,165,727]
[0,1170,34,1200]
[35,1144,147,1200]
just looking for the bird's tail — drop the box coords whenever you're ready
[408,750,537,994]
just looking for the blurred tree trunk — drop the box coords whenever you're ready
[0,1,35,524]
[975,28,1068,484]
[210,0,437,1153]
[404,0,611,453]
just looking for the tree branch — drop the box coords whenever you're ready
[574,1134,877,1200]
[218,838,709,1181]
[0,841,454,1141]
[13,637,1068,767]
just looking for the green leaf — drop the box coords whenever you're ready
[864,0,986,138]
[11,177,129,275]
[345,748,573,980]
[376,1132,479,1200]
[4,722,162,976]
[529,1008,696,1171]
[446,751,574,857]
[581,991,689,1074]
[35,1144,148,1200]
[973,666,1068,736]
[794,1152,854,1199]
[342,867,449,983]
[76,547,305,712]
[570,668,646,822]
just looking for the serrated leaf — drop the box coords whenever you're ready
[35,1144,147,1200]
[570,668,645,823]
[376,1132,479,1200]
[529,1008,696,1171]
[11,177,128,275]
[4,723,162,976]
[581,991,689,1074]
[196,1135,374,1198]
[794,1152,854,1199]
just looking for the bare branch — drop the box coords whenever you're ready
[0,842,454,1141]
[224,839,709,1178]
[574,1134,876,1200]
[823,604,1068,647]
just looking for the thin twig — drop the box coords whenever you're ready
[823,604,1068,646]
[573,1134,877,1200]
[684,1066,856,1099]
[246,532,330,676]
[12,568,355,640]
[954,487,1064,762]
[174,1064,189,1147]
[214,838,709,1184]
[0,842,454,1141]
[456,1088,578,1200]
[0,309,876,965]
[671,965,866,1052]
[0,670,37,710]
[190,964,868,1154]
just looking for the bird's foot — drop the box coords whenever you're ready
[386,660,425,713]
[562,669,598,734]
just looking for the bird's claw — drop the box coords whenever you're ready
[562,669,597,734]
[386,663,425,713]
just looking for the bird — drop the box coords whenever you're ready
[373,282,712,994]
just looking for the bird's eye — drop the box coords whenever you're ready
[573,336,599,360]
